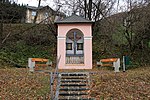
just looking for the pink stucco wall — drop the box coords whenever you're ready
[57,23,93,69]
[58,24,92,36]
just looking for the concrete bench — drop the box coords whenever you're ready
[97,58,120,72]
[28,58,52,72]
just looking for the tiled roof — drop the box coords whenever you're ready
[26,5,53,11]
[55,14,93,24]
[26,6,44,10]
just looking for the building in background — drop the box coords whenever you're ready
[26,5,64,24]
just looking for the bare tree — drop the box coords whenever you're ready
[0,9,3,43]
[88,0,92,20]
[92,0,116,21]
[121,0,148,54]
[33,0,42,23]
[84,0,87,18]
[53,0,116,21]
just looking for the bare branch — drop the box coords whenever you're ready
[1,32,11,44]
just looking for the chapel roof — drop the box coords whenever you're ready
[55,14,93,24]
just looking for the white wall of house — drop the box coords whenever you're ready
[25,7,54,24]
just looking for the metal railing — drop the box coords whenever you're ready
[50,55,61,100]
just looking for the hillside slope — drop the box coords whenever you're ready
[0,24,56,68]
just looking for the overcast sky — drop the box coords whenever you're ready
[16,0,126,13]
[17,0,125,7]
[17,0,55,8]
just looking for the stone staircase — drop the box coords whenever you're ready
[54,72,95,100]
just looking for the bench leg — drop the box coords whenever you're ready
[28,58,35,72]
[114,65,119,72]
[97,62,101,68]
[114,58,120,72]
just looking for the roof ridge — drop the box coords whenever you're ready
[55,14,93,24]
[26,5,50,10]
[57,14,78,21]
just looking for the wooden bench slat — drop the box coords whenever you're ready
[100,58,118,62]
[35,64,51,67]
[31,58,48,62]
[100,64,113,67]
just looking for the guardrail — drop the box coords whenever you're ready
[50,55,61,100]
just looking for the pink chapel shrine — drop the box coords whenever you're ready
[55,14,94,69]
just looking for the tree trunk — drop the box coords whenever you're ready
[0,21,3,42]
[0,21,3,35]
[0,21,3,49]
[33,0,41,23]
[88,0,92,20]
[84,0,87,19]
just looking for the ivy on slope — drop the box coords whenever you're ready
[0,24,56,68]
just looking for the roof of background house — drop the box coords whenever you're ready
[26,6,43,10]
[55,14,94,24]
[26,5,53,11]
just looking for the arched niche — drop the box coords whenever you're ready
[66,29,84,64]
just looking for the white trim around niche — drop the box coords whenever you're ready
[84,36,93,40]
[57,36,66,39]
[57,36,93,40]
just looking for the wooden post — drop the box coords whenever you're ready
[123,56,126,72]
[50,72,53,100]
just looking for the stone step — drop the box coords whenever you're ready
[60,83,87,87]
[59,86,88,89]
[59,92,88,96]
[59,97,95,100]
[61,79,87,83]
[55,72,94,100]
[60,87,89,91]
[61,77,86,79]
[61,73,88,76]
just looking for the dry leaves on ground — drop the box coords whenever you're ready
[90,67,150,100]
[0,68,50,100]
